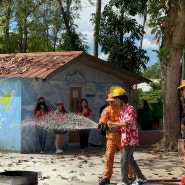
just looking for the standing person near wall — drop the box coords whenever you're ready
[34,97,51,154]
[110,87,147,185]
[181,117,185,139]
[178,81,185,139]
[99,97,109,147]
[77,98,93,154]
[98,93,135,185]
[53,100,67,154]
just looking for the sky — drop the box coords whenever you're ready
[75,1,159,67]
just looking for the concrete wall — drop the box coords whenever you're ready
[139,130,163,146]
[0,65,161,153]
[0,78,21,151]
[20,63,126,153]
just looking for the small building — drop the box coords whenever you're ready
[137,79,161,92]
[0,51,150,153]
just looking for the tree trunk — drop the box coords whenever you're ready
[4,1,11,53]
[93,0,101,57]
[58,0,74,50]
[139,6,147,49]
[160,1,185,150]
[161,50,181,150]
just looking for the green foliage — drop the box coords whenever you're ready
[57,31,89,51]
[0,33,19,53]
[139,82,162,101]
[98,0,149,73]
[157,46,170,61]
[142,62,161,79]
[147,0,166,40]
[107,38,149,73]
[0,0,88,53]
[147,0,176,61]
[57,0,88,51]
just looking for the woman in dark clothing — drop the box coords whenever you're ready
[77,98,92,154]
[34,97,50,154]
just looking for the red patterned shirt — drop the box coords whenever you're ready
[119,104,139,146]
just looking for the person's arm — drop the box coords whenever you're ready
[110,105,136,128]
[46,106,51,113]
[77,108,87,116]
[81,108,87,116]
[99,107,109,126]
[89,110,92,119]
[34,108,40,119]
[109,121,127,127]
[84,108,93,119]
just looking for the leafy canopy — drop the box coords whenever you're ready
[98,0,149,73]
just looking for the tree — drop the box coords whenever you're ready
[98,0,149,73]
[93,0,101,57]
[28,0,63,52]
[0,0,14,53]
[0,0,89,53]
[142,62,161,79]
[147,0,185,150]
[57,0,88,51]
[139,82,162,101]
[14,0,37,52]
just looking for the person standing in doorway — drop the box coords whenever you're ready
[53,100,67,154]
[77,98,92,154]
[34,97,51,154]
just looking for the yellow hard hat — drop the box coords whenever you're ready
[112,87,127,97]
[110,86,122,93]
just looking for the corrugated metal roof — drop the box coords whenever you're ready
[0,51,83,79]
[0,51,150,85]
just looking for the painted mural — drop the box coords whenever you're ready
[0,78,21,151]
[0,93,12,110]
[0,62,126,153]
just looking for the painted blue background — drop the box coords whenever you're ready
[0,63,126,153]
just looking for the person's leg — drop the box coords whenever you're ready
[116,135,136,182]
[58,134,64,148]
[84,129,90,148]
[40,128,47,151]
[55,134,61,150]
[79,130,85,149]
[120,146,133,184]
[103,139,117,179]
[128,165,136,179]
[129,147,145,179]
[37,126,42,151]
[55,133,64,153]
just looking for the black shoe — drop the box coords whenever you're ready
[99,178,110,185]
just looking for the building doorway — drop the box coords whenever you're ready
[69,87,82,144]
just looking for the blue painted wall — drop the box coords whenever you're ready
[0,63,127,153]
[0,78,21,151]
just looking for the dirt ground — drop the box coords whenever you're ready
[0,146,184,185]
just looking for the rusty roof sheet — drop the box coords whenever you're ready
[0,51,150,85]
[0,51,83,79]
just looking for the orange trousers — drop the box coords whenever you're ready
[103,132,135,179]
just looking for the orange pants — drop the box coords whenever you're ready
[103,132,135,179]
[128,165,136,179]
